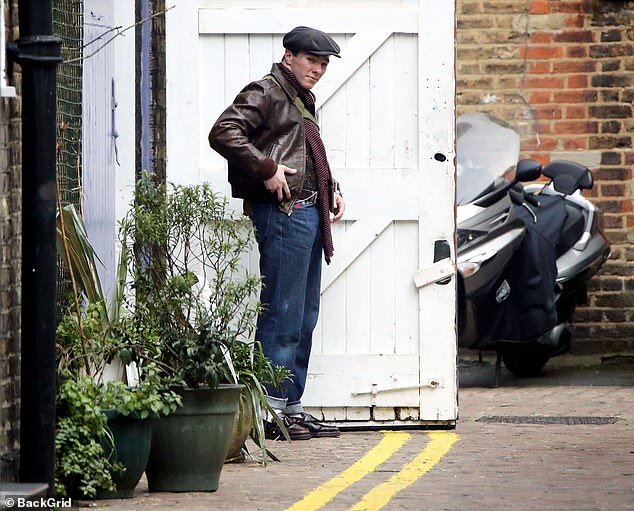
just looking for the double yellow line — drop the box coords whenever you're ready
[285,430,459,511]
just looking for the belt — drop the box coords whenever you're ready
[295,189,318,204]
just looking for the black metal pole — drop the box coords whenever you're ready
[8,0,62,493]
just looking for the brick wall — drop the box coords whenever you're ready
[457,0,634,353]
[0,0,21,481]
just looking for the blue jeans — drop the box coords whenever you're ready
[249,201,323,415]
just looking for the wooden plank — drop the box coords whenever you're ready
[343,46,370,168]
[304,354,421,408]
[394,221,420,354]
[331,167,420,221]
[82,9,116,301]
[319,58,347,169]
[393,33,419,169]
[320,217,392,292]
[247,34,278,81]
[224,35,251,103]
[313,30,393,109]
[344,220,372,355]
[320,263,347,354]
[369,222,396,354]
[417,0,458,422]
[199,8,418,35]
[368,34,396,167]
[166,1,200,185]
[199,35,226,171]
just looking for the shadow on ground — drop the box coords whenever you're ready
[458,351,634,389]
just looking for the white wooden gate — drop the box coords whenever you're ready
[166,0,457,426]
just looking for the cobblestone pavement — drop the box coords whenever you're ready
[87,354,634,511]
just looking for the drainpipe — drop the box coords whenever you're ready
[136,0,152,178]
[7,0,62,493]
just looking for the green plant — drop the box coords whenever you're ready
[55,200,181,498]
[227,340,292,460]
[119,174,293,458]
[119,173,263,390]
[54,365,182,499]
[55,299,182,498]
[55,374,121,498]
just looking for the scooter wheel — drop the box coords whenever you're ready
[501,345,550,378]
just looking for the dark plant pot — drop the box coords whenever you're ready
[96,410,152,499]
[145,384,243,492]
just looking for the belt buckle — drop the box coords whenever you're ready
[295,190,317,207]
[297,190,317,204]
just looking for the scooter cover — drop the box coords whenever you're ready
[475,195,567,346]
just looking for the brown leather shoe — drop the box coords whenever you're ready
[297,412,341,438]
[264,415,311,441]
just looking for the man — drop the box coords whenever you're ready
[209,26,345,440]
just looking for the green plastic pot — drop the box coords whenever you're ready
[97,411,152,499]
[145,384,243,492]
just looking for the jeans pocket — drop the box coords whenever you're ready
[251,202,272,244]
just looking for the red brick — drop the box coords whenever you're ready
[522,136,558,151]
[567,46,588,58]
[553,60,596,73]
[521,46,565,60]
[530,0,550,14]
[534,106,563,120]
[553,30,594,43]
[536,122,553,134]
[553,89,597,103]
[522,153,551,165]
[528,62,551,74]
[563,137,589,150]
[564,14,585,28]
[530,32,552,44]
[528,91,552,103]
[567,75,588,88]
[554,0,587,14]
[554,120,598,134]
[523,75,566,89]
[601,183,627,197]
[565,106,587,119]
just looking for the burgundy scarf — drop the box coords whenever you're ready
[277,63,334,264]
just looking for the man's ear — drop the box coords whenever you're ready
[282,49,293,66]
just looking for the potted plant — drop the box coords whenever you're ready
[224,339,291,462]
[55,204,181,499]
[119,173,270,491]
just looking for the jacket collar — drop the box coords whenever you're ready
[270,63,299,101]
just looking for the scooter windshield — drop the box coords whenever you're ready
[456,112,521,206]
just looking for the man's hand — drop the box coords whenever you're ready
[331,193,345,223]
[264,164,297,201]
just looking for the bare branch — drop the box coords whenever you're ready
[63,5,175,65]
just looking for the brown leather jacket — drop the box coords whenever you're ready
[209,64,308,214]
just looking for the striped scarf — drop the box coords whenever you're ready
[277,63,334,264]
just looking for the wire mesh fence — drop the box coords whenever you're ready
[53,0,83,306]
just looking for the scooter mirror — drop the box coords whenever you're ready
[516,159,542,182]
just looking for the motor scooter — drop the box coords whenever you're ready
[456,113,611,379]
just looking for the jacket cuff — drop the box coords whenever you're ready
[258,157,277,180]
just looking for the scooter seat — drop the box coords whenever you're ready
[555,203,585,257]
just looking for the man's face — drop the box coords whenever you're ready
[284,50,330,90]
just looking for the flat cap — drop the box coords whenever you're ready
[283,26,341,58]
